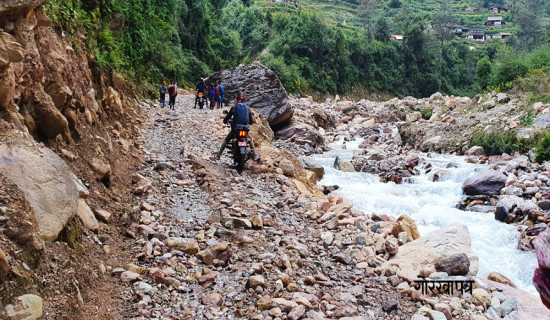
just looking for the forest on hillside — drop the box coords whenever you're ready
[45,0,550,98]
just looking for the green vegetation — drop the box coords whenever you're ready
[420,108,433,120]
[44,0,550,98]
[470,129,550,162]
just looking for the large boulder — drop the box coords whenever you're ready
[462,170,506,196]
[275,121,324,147]
[0,143,79,241]
[391,224,479,282]
[207,64,294,126]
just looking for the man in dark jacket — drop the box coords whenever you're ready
[215,93,259,161]
[194,78,207,109]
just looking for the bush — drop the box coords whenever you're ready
[470,131,534,155]
[420,108,433,120]
[536,131,550,162]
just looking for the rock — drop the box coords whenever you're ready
[5,294,43,320]
[135,281,153,295]
[427,169,452,182]
[483,100,496,109]
[334,156,355,172]
[94,209,112,223]
[288,305,306,320]
[486,278,550,319]
[305,166,324,181]
[500,298,517,316]
[45,80,72,109]
[279,159,295,177]
[120,271,140,282]
[533,113,550,129]
[407,112,422,123]
[391,215,420,241]
[433,303,451,319]
[246,275,266,289]
[426,310,447,320]
[462,170,506,196]
[472,288,492,308]
[0,248,9,280]
[537,199,550,211]
[495,195,523,222]
[76,199,99,231]
[105,86,123,114]
[28,89,70,139]
[392,224,478,282]
[496,93,510,104]
[201,292,222,306]
[434,253,470,276]
[89,158,111,182]
[465,146,485,156]
[488,272,516,288]
[275,121,324,147]
[257,296,272,311]
[421,136,442,152]
[223,217,252,229]
[207,63,293,126]
[197,243,229,265]
[165,237,199,255]
[0,143,79,241]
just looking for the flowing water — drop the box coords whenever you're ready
[309,138,538,296]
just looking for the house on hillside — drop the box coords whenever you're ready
[467,29,484,41]
[391,34,404,40]
[455,27,469,37]
[485,32,512,41]
[485,16,503,27]
[489,6,508,14]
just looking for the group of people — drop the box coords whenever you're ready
[194,78,224,109]
[158,81,178,109]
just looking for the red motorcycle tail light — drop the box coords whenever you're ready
[238,130,247,137]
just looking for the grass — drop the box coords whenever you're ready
[470,129,550,162]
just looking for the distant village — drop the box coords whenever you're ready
[391,6,512,43]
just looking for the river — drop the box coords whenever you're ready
[308,138,539,296]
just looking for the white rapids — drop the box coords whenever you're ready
[309,138,538,296]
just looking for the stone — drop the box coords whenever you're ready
[407,112,422,123]
[392,224,479,282]
[434,253,470,276]
[94,209,112,223]
[135,281,153,295]
[120,271,140,283]
[207,63,294,126]
[483,100,496,109]
[421,136,442,152]
[257,296,272,311]
[466,146,485,156]
[5,294,43,320]
[45,80,72,109]
[333,156,355,172]
[76,199,99,231]
[488,272,516,288]
[276,121,324,147]
[89,158,111,182]
[0,143,79,241]
[201,292,222,306]
[471,288,492,308]
[500,297,517,316]
[426,310,447,320]
[0,248,9,279]
[288,305,306,320]
[29,89,70,139]
[462,170,506,196]
[433,303,451,319]
[279,159,295,177]
[165,237,199,255]
[533,113,550,129]
[497,93,510,104]
[246,275,266,289]
[391,215,421,240]
[537,199,550,211]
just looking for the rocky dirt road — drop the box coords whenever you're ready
[117,95,419,319]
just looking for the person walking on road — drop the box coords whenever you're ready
[168,81,177,110]
[159,81,167,108]
[208,84,215,110]
[217,81,225,108]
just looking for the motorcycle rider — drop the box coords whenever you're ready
[194,77,207,109]
[215,92,259,161]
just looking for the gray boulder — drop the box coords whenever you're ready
[275,121,324,147]
[462,170,506,196]
[207,63,294,127]
[533,113,550,129]
[0,143,79,240]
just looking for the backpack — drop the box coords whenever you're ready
[160,86,167,95]
[168,85,175,96]
[218,85,224,95]
[234,103,249,125]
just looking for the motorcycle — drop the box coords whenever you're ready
[197,91,207,109]
[223,110,252,173]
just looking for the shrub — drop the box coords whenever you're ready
[420,108,433,120]
[536,131,550,162]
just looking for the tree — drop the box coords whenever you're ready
[476,56,492,90]
[358,0,380,37]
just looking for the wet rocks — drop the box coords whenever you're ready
[462,170,506,196]
[434,253,470,276]
[487,272,516,288]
